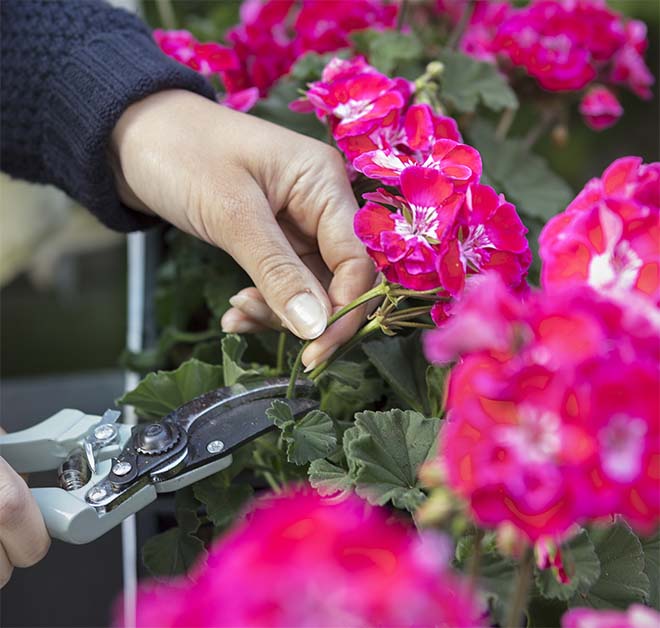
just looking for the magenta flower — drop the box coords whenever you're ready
[611,20,655,99]
[292,57,409,140]
[354,138,482,187]
[354,167,463,290]
[579,85,624,130]
[124,492,485,628]
[424,273,660,540]
[435,183,530,296]
[562,605,660,628]
[153,29,239,77]
[219,87,260,112]
[540,157,660,308]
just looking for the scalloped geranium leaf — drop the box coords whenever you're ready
[221,334,264,386]
[468,120,574,222]
[268,401,337,465]
[175,486,202,535]
[118,358,224,419]
[351,30,424,77]
[142,527,206,580]
[641,530,659,610]
[438,49,518,113]
[363,332,437,415]
[535,529,601,601]
[478,552,518,626]
[193,479,254,530]
[344,409,440,511]
[568,521,650,610]
[308,459,354,496]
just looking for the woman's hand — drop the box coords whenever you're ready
[111,90,375,369]
[0,455,50,587]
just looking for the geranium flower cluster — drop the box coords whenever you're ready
[540,156,660,310]
[155,0,398,110]
[436,0,654,130]
[562,604,660,628]
[423,157,660,542]
[125,492,485,628]
[293,56,531,297]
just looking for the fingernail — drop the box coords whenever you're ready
[284,292,327,340]
[303,344,339,372]
[222,319,255,334]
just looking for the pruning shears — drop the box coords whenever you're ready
[0,379,318,544]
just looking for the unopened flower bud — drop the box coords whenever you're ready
[418,459,447,488]
[496,522,528,559]
[551,123,569,147]
[417,489,454,527]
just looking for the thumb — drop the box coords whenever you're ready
[221,192,331,340]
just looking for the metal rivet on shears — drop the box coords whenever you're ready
[87,485,108,503]
[206,440,225,454]
[93,424,116,441]
[112,461,132,476]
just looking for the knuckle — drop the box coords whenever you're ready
[0,479,28,529]
[16,533,50,568]
[255,252,303,293]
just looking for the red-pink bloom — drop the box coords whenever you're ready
[540,157,660,308]
[294,0,398,54]
[424,273,660,540]
[124,492,485,628]
[354,138,481,187]
[562,605,660,628]
[579,85,624,130]
[435,183,530,296]
[292,57,409,140]
[354,167,463,290]
[219,87,260,112]
[153,29,239,77]
[611,20,655,99]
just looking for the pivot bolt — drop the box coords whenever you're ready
[206,440,225,454]
[112,461,132,476]
[94,424,116,441]
[87,485,108,503]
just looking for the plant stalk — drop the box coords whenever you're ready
[495,107,516,141]
[505,548,534,628]
[447,0,475,49]
[275,331,287,375]
[155,0,176,29]
[396,0,409,32]
[286,283,389,398]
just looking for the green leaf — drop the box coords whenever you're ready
[290,50,350,82]
[308,459,354,496]
[641,530,659,610]
[344,409,440,511]
[268,401,337,465]
[363,332,434,415]
[142,527,206,579]
[569,521,650,610]
[175,486,202,535]
[251,79,326,141]
[535,530,601,601]
[193,480,254,529]
[437,48,518,114]
[478,552,518,626]
[319,360,366,388]
[222,334,263,386]
[320,360,384,421]
[467,119,574,222]
[351,30,424,77]
[118,358,224,418]
[425,365,449,417]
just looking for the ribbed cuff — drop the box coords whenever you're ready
[44,31,217,232]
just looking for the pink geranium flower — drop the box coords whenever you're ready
[123,492,485,628]
[354,167,463,290]
[540,157,660,308]
[579,85,624,130]
[219,87,260,112]
[562,605,660,628]
[435,183,530,296]
[153,29,239,77]
[292,57,409,140]
[424,273,660,540]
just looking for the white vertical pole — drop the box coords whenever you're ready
[122,231,146,628]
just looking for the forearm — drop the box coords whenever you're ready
[0,0,216,231]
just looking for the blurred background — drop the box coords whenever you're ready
[0,0,657,626]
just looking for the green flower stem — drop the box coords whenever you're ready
[386,304,434,322]
[390,287,444,298]
[496,107,517,141]
[170,329,223,343]
[155,0,176,29]
[447,0,475,49]
[505,548,534,628]
[275,331,287,375]
[253,449,282,494]
[389,321,435,330]
[469,528,485,588]
[286,283,389,398]
[308,318,383,381]
[396,0,409,31]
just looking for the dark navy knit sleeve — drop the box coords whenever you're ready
[1,0,216,231]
